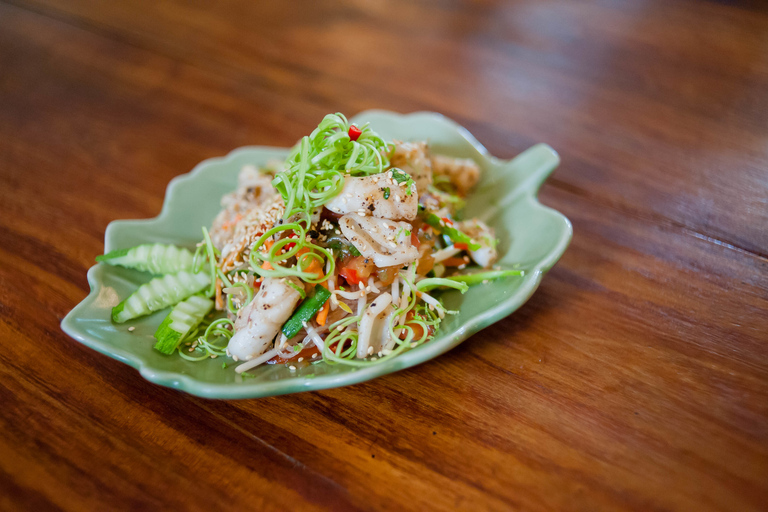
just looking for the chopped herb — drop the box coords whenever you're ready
[391,169,410,183]
[391,168,415,191]
[383,187,390,199]
[222,362,228,369]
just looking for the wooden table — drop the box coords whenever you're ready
[2,1,766,510]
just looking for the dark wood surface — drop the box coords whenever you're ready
[1,1,766,510]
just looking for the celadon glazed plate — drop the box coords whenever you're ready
[61,110,572,399]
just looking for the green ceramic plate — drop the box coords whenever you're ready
[61,110,571,399]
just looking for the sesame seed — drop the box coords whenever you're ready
[127,326,135,332]
[211,354,218,359]
[395,195,401,201]
[410,342,418,348]
[298,357,304,362]
[289,365,297,371]
[368,346,374,355]
[312,353,319,358]
[346,193,353,197]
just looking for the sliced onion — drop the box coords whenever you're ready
[431,246,461,263]
[236,348,278,373]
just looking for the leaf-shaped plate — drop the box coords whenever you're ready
[61,110,572,399]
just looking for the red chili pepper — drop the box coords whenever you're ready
[285,242,296,251]
[441,217,453,226]
[454,242,469,250]
[339,267,361,286]
[348,125,362,141]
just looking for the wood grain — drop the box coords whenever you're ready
[0,1,766,511]
[9,0,768,255]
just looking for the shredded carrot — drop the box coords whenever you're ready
[442,257,466,267]
[315,281,330,326]
[215,278,224,310]
[297,246,325,279]
[295,247,330,324]
[259,240,275,270]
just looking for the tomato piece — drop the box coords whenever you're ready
[454,242,469,250]
[398,311,435,341]
[340,256,374,286]
[376,266,398,286]
[411,231,421,249]
[416,253,435,276]
[339,267,360,285]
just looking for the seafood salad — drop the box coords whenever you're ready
[98,113,521,375]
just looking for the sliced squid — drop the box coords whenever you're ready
[227,277,303,361]
[338,214,419,268]
[324,174,417,221]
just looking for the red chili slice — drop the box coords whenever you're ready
[348,125,362,141]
